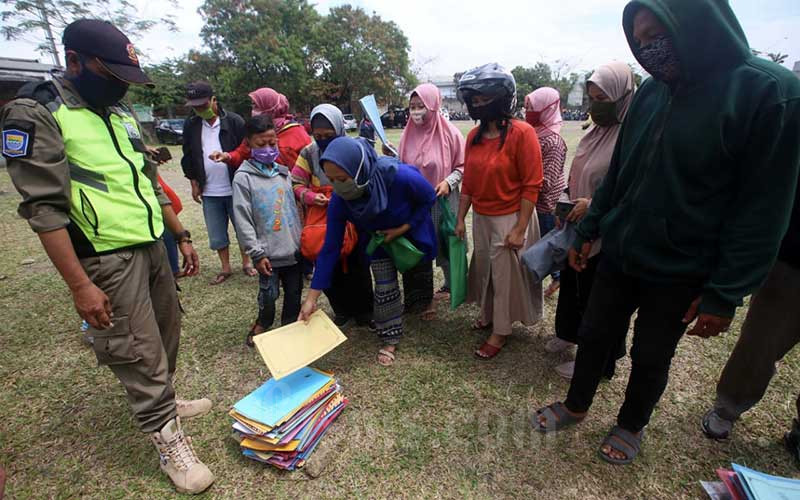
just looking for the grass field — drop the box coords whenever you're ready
[1,121,799,498]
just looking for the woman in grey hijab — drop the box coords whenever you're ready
[291,104,374,328]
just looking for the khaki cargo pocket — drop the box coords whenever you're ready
[89,316,141,366]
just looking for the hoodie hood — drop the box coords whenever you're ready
[238,159,290,179]
[623,0,751,82]
[310,104,346,137]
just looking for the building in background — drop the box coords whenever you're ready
[0,57,57,107]
[428,75,467,113]
[794,61,800,79]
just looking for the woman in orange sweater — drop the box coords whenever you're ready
[455,63,544,359]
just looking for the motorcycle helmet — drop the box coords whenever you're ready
[457,63,517,121]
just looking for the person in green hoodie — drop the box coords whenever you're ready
[533,0,800,465]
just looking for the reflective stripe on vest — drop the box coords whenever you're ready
[51,104,163,253]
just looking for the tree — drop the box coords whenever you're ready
[0,0,177,66]
[313,5,416,112]
[127,60,186,117]
[511,62,579,106]
[197,0,322,114]
[752,49,789,65]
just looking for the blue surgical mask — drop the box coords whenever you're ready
[66,55,129,108]
[251,145,279,165]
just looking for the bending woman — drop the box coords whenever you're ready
[298,137,437,367]
[292,104,374,327]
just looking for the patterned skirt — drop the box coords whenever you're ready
[370,258,404,345]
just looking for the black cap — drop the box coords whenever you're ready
[62,19,152,87]
[185,81,214,107]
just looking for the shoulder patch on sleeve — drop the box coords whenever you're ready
[2,120,35,158]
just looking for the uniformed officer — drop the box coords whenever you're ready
[1,19,214,494]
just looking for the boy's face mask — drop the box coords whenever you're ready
[251,145,280,166]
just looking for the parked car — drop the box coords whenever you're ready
[155,118,184,145]
[380,107,408,129]
[343,114,358,132]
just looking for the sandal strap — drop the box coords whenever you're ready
[534,402,581,432]
[378,349,396,360]
[605,426,642,456]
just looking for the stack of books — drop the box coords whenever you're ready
[701,462,800,499]
[230,366,347,471]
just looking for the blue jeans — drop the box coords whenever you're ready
[201,195,236,250]
[162,231,180,275]
[537,211,561,281]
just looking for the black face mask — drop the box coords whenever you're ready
[468,98,507,122]
[635,34,681,83]
[66,56,129,108]
[589,100,619,127]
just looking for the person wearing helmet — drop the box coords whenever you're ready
[454,63,544,360]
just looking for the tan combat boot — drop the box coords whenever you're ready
[176,397,213,419]
[151,417,215,494]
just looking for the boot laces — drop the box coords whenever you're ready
[165,430,199,470]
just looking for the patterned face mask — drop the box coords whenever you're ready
[636,34,681,83]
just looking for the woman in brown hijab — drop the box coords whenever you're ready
[544,62,636,380]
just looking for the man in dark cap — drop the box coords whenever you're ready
[180,81,249,285]
[0,19,215,494]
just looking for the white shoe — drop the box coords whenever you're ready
[545,337,575,354]
[555,361,575,380]
[151,417,215,494]
[176,398,213,419]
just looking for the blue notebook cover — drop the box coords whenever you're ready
[732,463,800,500]
[233,367,333,427]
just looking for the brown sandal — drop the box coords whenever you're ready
[210,271,232,285]
[245,323,264,348]
[475,342,503,360]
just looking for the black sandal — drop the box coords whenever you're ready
[532,402,585,433]
[599,426,644,465]
[784,418,800,464]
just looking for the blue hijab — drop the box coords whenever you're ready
[320,136,398,221]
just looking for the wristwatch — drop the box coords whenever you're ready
[175,230,192,244]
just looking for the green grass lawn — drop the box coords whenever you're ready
[1,121,798,498]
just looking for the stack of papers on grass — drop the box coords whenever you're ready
[701,463,800,499]
[230,366,348,471]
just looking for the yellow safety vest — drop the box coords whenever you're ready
[51,104,163,253]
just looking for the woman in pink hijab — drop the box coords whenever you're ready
[397,83,467,318]
[213,87,311,169]
[524,87,568,297]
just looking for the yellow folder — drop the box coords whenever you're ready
[252,310,347,380]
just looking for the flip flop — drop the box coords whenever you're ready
[599,426,645,465]
[242,266,258,277]
[377,348,396,367]
[475,341,503,360]
[532,402,585,433]
[209,271,232,285]
[245,324,263,348]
